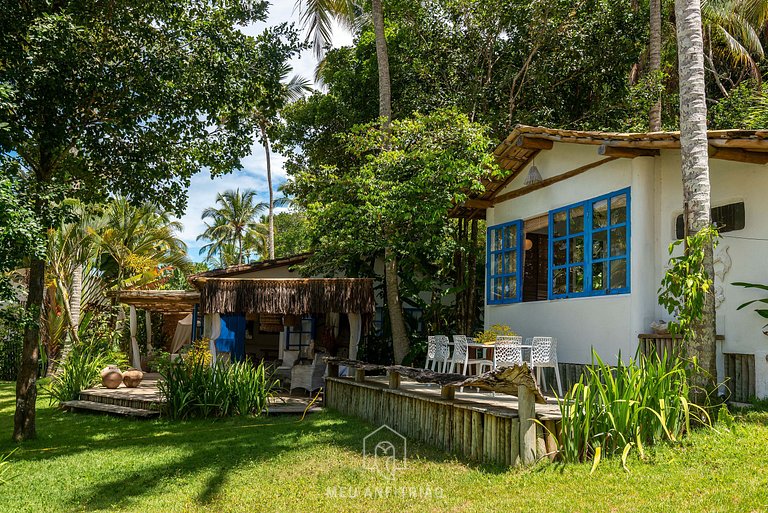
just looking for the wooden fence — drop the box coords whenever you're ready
[723,353,755,403]
[323,359,560,467]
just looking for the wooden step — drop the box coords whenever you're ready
[62,400,160,418]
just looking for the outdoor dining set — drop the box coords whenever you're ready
[425,334,563,396]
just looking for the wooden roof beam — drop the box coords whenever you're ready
[709,147,768,165]
[516,136,554,150]
[599,145,660,158]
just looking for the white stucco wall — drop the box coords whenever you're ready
[486,141,768,381]
[654,152,768,357]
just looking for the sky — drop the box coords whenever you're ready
[178,3,353,261]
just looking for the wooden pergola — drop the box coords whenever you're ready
[109,290,200,368]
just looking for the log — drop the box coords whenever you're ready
[518,384,537,465]
[355,368,366,383]
[599,145,660,158]
[441,386,455,400]
[388,371,400,389]
[516,135,554,150]
[709,147,768,165]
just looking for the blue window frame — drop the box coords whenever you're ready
[548,188,630,299]
[486,220,523,304]
[286,316,315,351]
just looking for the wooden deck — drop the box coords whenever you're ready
[74,373,322,417]
[325,376,562,467]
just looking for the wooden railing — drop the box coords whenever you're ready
[323,357,555,467]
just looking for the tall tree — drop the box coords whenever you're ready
[674,0,717,395]
[649,0,663,130]
[197,189,268,266]
[0,0,285,441]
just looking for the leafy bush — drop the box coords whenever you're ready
[159,357,278,420]
[183,338,212,366]
[555,350,710,469]
[46,340,129,405]
[473,324,517,345]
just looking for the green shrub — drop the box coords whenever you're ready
[159,357,278,420]
[555,350,710,469]
[46,342,128,405]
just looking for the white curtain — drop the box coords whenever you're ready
[128,306,142,369]
[171,314,193,354]
[348,312,362,361]
[208,312,221,363]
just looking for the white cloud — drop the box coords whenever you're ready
[177,4,352,249]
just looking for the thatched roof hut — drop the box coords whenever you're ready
[190,277,376,316]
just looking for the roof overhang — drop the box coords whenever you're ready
[190,253,311,279]
[108,290,200,314]
[451,125,768,219]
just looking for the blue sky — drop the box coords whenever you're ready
[179,3,353,261]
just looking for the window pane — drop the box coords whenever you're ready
[593,199,608,229]
[610,194,627,225]
[492,229,502,251]
[570,235,584,263]
[592,230,607,259]
[553,268,567,295]
[505,225,517,249]
[610,259,627,290]
[592,261,607,291]
[553,211,567,237]
[492,278,502,300]
[504,276,517,299]
[553,239,567,266]
[504,251,517,274]
[494,254,503,275]
[570,266,584,294]
[610,227,627,256]
[569,206,584,234]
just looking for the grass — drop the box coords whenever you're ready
[0,382,767,512]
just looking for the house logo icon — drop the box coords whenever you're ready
[362,424,407,480]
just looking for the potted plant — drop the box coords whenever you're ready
[473,324,518,345]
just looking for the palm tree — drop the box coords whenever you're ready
[649,0,662,130]
[674,0,717,396]
[197,189,268,266]
[94,199,190,291]
[253,69,311,261]
[298,0,410,363]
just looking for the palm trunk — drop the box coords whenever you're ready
[262,125,275,260]
[59,263,82,365]
[674,0,717,398]
[14,257,44,441]
[649,0,662,131]
[372,0,408,362]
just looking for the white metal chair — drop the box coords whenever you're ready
[493,336,524,369]
[432,335,451,373]
[290,353,326,395]
[425,336,438,371]
[449,335,492,376]
[530,336,562,396]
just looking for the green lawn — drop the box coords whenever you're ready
[0,382,767,513]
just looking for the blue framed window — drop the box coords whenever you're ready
[286,316,315,351]
[549,188,630,298]
[487,220,523,304]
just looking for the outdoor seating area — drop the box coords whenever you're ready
[426,334,563,396]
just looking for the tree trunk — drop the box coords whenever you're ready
[262,125,275,260]
[385,246,409,364]
[371,0,392,127]
[649,0,662,131]
[674,0,717,398]
[466,219,479,335]
[371,0,408,361]
[60,263,82,364]
[14,257,44,441]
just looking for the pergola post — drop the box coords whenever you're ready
[128,305,142,369]
[145,310,153,354]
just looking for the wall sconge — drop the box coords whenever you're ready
[524,161,543,186]
[524,238,533,251]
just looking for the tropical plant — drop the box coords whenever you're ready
[0,448,17,486]
[183,339,213,367]
[197,189,269,266]
[733,281,768,331]
[159,357,278,420]
[554,350,710,469]
[46,342,128,406]
[473,324,518,345]
[658,225,719,342]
